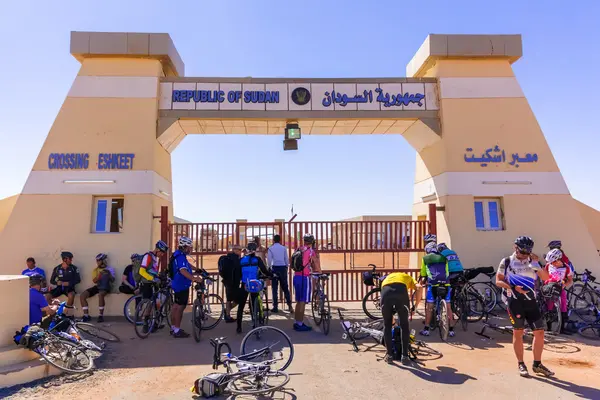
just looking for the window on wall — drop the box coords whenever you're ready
[474,198,504,231]
[93,197,124,233]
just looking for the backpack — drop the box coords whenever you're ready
[132,252,150,284]
[218,255,232,281]
[192,373,227,397]
[167,254,176,279]
[291,248,306,272]
[240,255,259,284]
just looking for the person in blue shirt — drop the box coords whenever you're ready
[437,243,464,274]
[29,275,57,329]
[22,257,47,291]
[170,236,205,338]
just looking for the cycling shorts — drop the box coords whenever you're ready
[426,285,452,303]
[506,297,544,330]
[140,282,155,300]
[173,288,189,306]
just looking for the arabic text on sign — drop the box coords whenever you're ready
[464,146,538,168]
[321,88,425,108]
[172,90,280,104]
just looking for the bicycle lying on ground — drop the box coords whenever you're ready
[191,273,225,342]
[134,275,173,338]
[311,272,332,335]
[191,327,294,396]
[338,309,441,361]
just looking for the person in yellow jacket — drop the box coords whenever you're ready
[380,272,422,365]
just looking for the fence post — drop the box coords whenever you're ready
[428,203,437,236]
[160,205,169,272]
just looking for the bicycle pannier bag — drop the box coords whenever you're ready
[192,373,227,398]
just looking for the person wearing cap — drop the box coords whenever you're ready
[218,244,243,323]
[22,257,47,291]
[29,275,58,328]
[47,251,81,313]
[80,253,116,323]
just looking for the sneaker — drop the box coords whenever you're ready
[97,316,104,323]
[401,356,411,366]
[173,330,190,338]
[384,354,394,364]
[82,315,91,322]
[518,363,529,377]
[271,308,279,313]
[532,363,555,377]
[224,316,236,323]
[293,323,312,332]
[419,329,430,337]
[449,330,455,338]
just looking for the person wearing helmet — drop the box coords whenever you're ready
[119,254,140,295]
[236,240,273,334]
[547,240,574,273]
[80,253,116,322]
[170,236,205,338]
[138,240,169,334]
[496,236,553,377]
[543,249,573,334]
[292,233,321,332]
[419,241,455,337]
[423,234,437,245]
[437,243,464,275]
[47,251,81,314]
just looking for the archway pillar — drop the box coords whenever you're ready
[408,34,599,272]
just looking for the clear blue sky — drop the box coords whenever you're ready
[1,1,599,222]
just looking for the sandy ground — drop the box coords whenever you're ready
[2,303,599,400]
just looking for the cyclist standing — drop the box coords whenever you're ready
[496,236,554,377]
[380,271,422,365]
[419,242,455,337]
[236,241,272,334]
[293,233,321,332]
[170,236,204,338]
[543,248,573,334]
[138,240,169,334]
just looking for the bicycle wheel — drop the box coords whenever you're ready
[240,326,294,371]
[74,322,120,342]
[227,370,290,395]
[457,295,468,331]
[161,295,173,329]
[192,300,203,343]
[569,291,599,323]
[322,295,331,335]
[465,292,486,323]
[438,300,449,341]
[124,294,142,324]
[200,294,225,330]
[411,288,426,317]
[362,288,382,320]
[578,324,600,341]
[134,299,156,339]
[36,338,94,373]
[466,282,496,313]
[311,294,323,326]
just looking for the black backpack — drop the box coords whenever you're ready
[218,255,232,281]
[167,254,176,279]
[291,248,306,272]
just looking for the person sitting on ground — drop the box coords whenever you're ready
[80,253,116,323]
[543,249,573,334]
[47,251,81,315]
[419,241,455,338]
[268,234,293,314]
[170,236,205,338]
[29,275,58,329]
[437,243,464,276]
[547,240,574,273]
[236,241,273,334]
[119,253,140,295]
[293,233,321,332]
[380,271,422,365]
[22,257,47,291]
[218,244,243,323]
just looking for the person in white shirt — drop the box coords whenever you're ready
[268,235,293,313]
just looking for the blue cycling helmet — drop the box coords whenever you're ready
[155,240,169,252]
[130,253,140,261]
[95,253,107,261]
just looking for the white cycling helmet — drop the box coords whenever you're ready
[424,234,437,243]
[178,236,193,248]
[545,248,563,263]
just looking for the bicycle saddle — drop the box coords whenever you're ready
[209,337,227,347]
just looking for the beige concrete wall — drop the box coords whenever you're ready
[576,200,600,253]
[0,275,28,346]
[0,195,19,234]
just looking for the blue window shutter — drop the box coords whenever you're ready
[474,201,485,229]
[489,201,500,229]
[95,200,107,232]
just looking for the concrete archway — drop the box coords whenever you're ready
[1,32,598,315]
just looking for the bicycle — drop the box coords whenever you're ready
[311,272,332,335]
[192,274,225,342]
[133,276,174,339]
[192,331,291,396]
[578,322,600,340]
[361,264,383,320]
[448,272,486,331]
[247,279,270,330]
[25,327,95,373]
[538,283,563,335]
[475,320,574,345]
[337,309,441,361]
[123,293,142,324]
[426,284,451,341]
